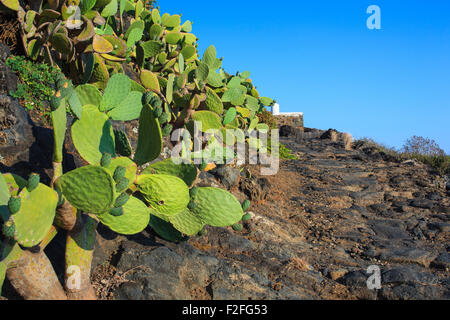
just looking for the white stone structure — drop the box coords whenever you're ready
[270,103,303,117]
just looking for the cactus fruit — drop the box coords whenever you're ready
[190,187,199,198]
[153,106,163,118]
[2,218,15,238]
[242,213,252,222]
[27,173,40,192]
[232,223,243,231]
[242,200,251,212]
[100,153,112,167]
[114,129,132,157]
[114,192,130,208]
[109,207,124,217]
[116,177,130,193]
[161,124,172,137]
[8,196,21,215]
[136,174,189,216]
[103,157,137,190]
[158,112,169,125]
[113,166,126,182]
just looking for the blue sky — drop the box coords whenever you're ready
[158,1,450,153]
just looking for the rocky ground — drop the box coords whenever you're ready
[89,128,449,300]
[0,41,448,300]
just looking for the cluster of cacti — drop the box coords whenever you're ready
[1,0,275,138]
[0,1,271,300]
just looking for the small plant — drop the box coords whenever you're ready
[401,136,445,157]
[6,55,60,117]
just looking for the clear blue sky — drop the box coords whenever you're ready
[158,0,450,153]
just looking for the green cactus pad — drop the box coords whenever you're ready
[134,104,163,165]
[93,34,114,53]
[113,129,132,157]
[140,70,161,93]
[0,0,19,11]
[103,35,127,57]
[142,158,198,186]
[125,20,145,39]
[2,174,26,196]
[75,84,102,107]
[0,260,5,295]
[195,62,209,82]
[165,32,182,45]
[205,87,223,115]
[55,165,115,214]
[0,174,10,221]
[50,33,73,55]
[191,187,243,227]
[163,14,181,28]
[169,208,204,236]
[100,73,131,111]
[26,173,40,192]
[71,105,116,165]
[148,214,185,242]
[12,183,58,247]
[107,91,143,121]
[99,196,150,235]
[136,174,189,216]
[191,111,222,132]
[180,45,196,60]
[223,107,237,125]
[140,40,162,58]
[92,54,110,88]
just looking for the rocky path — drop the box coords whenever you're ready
[90,129,449,300]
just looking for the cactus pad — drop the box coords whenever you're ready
[93,34,114,54]
[142,158,198,186]
[107,91,144,121]
[12,183,58,247]
[134,104,163,166]
[205,87,223,115]
[100,73,131,111]
[99,196,150,235]
[113,130,132,157]
[191,111,222,132]
[75,84,102,107]
[71,105,116,165]
[148,214,185,242]
[0,0,19,11]
[191,187,243,227]
[56,165,115,214]
[169,208,204,236]
[140,70,160,93]
[136,174,189,216]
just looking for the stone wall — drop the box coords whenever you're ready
[275,114,304,129]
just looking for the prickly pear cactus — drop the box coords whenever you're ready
[190,187,243,227]
[136,174,190,217]
[103,157,137,190]
[8,183,58,247]
[134,103,163,166]
[142,158,198,186]
[168,208,204,236]
[71,105,116,165]
[55,165,116,214]
[148,214,186,243]
[98,196,151,235]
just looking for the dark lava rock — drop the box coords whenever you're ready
[382,266,438,285]
[431,252,450,270]
[279,125,296,137]
[409,199,433,210]
[212,166,240,189]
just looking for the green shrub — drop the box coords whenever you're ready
[6,55,60,117]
